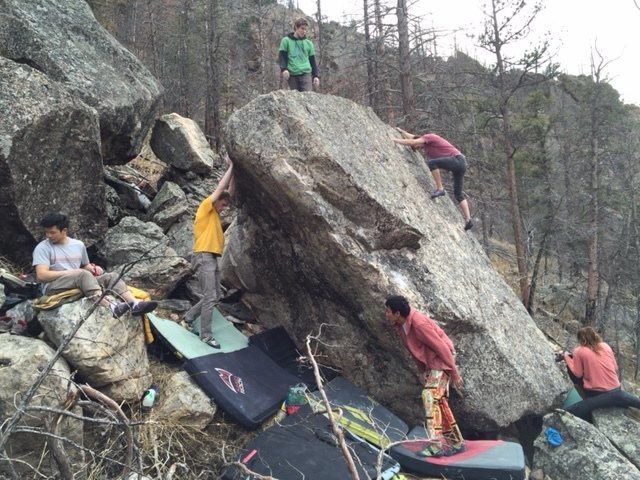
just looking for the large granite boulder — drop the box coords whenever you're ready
[0,58,106,264]
[98,216,191,298]
[0,0,163,164]
[533,410,640,479]
[150,113,215,173]
[223,91,567,430]
[38,298,151,401]
[593,408,640,469]
[0,335,85,478]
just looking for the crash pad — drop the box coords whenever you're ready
[222,405,402,480]
[390,426,526,480]
[307,376,409,447]
[190,308,249,350]
[562,386,583,409]
[147,310,248,360]
[249,326,340,389]
[184,345,300,429]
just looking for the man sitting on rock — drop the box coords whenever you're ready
[32,212,157,318]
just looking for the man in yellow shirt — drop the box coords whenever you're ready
[185,157,235,348]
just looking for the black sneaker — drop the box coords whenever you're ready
[201,335,221,349]
[111,302,130,318]
[464,219,474,231]
[131,300,158,316]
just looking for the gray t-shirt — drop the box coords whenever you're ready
[32,238,89,291]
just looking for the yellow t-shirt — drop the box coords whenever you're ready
[192,197,224,254]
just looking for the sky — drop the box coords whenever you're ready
[295,0,640,106]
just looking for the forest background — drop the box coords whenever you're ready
[86,0,640,380]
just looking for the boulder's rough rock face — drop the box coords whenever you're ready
[593,408,640,469]
[38,298,151,401]
[533,410,640,479]
[148,181,188,231]
[224,91,567,430]
[99,216,190,298]
[0,335,84,478]
[0,0,163,164]
[152,371,216,429]
[166,219,194,258]
[150,113,214,173]
[0,58,106,263]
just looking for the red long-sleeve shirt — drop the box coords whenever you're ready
[420,134,461,159]
[395,307,460,382]
[565,343,620,392]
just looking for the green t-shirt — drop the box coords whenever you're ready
[279,35,315,76]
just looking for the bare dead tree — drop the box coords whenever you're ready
[583,46,614,326]
[477,0,556,307]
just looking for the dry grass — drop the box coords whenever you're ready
[80,358,257,479]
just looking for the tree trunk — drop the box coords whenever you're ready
[316,0,324,73]
[204,0,221,150]
[363,0,375,107]
[178,0,191,117]
[488,0,530,306]
[396,0,414,125]
[503,119,530,307]
[374,0,394,122]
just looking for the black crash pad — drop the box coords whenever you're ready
[222,405,401,480]
[249,326,339,389]
[183,345,300,429]
[307,376,409,447]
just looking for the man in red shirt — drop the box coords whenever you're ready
[392,128,473,231]
[385,295,465,456]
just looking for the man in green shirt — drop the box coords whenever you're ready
[278,18,320,92]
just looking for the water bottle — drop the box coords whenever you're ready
[142,385,158,408]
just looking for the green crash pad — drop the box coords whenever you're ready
[147,308,248,359]
[562,386,583,409]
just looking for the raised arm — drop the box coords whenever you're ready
[395,127,416,139]
[209,156,234,205]
[391,136,426,148]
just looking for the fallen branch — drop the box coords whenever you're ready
[78,384,134,476]
[305,334,360,480]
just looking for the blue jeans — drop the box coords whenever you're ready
[185,253,221,337]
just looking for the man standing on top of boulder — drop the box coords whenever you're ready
[391,128,473,231]
[279,17,320,92]
[384,295,465,456]
[32,213,158,318]
[184,156,235,349]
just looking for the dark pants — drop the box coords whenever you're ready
[288,73,312,92]
[428,155,467,202]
